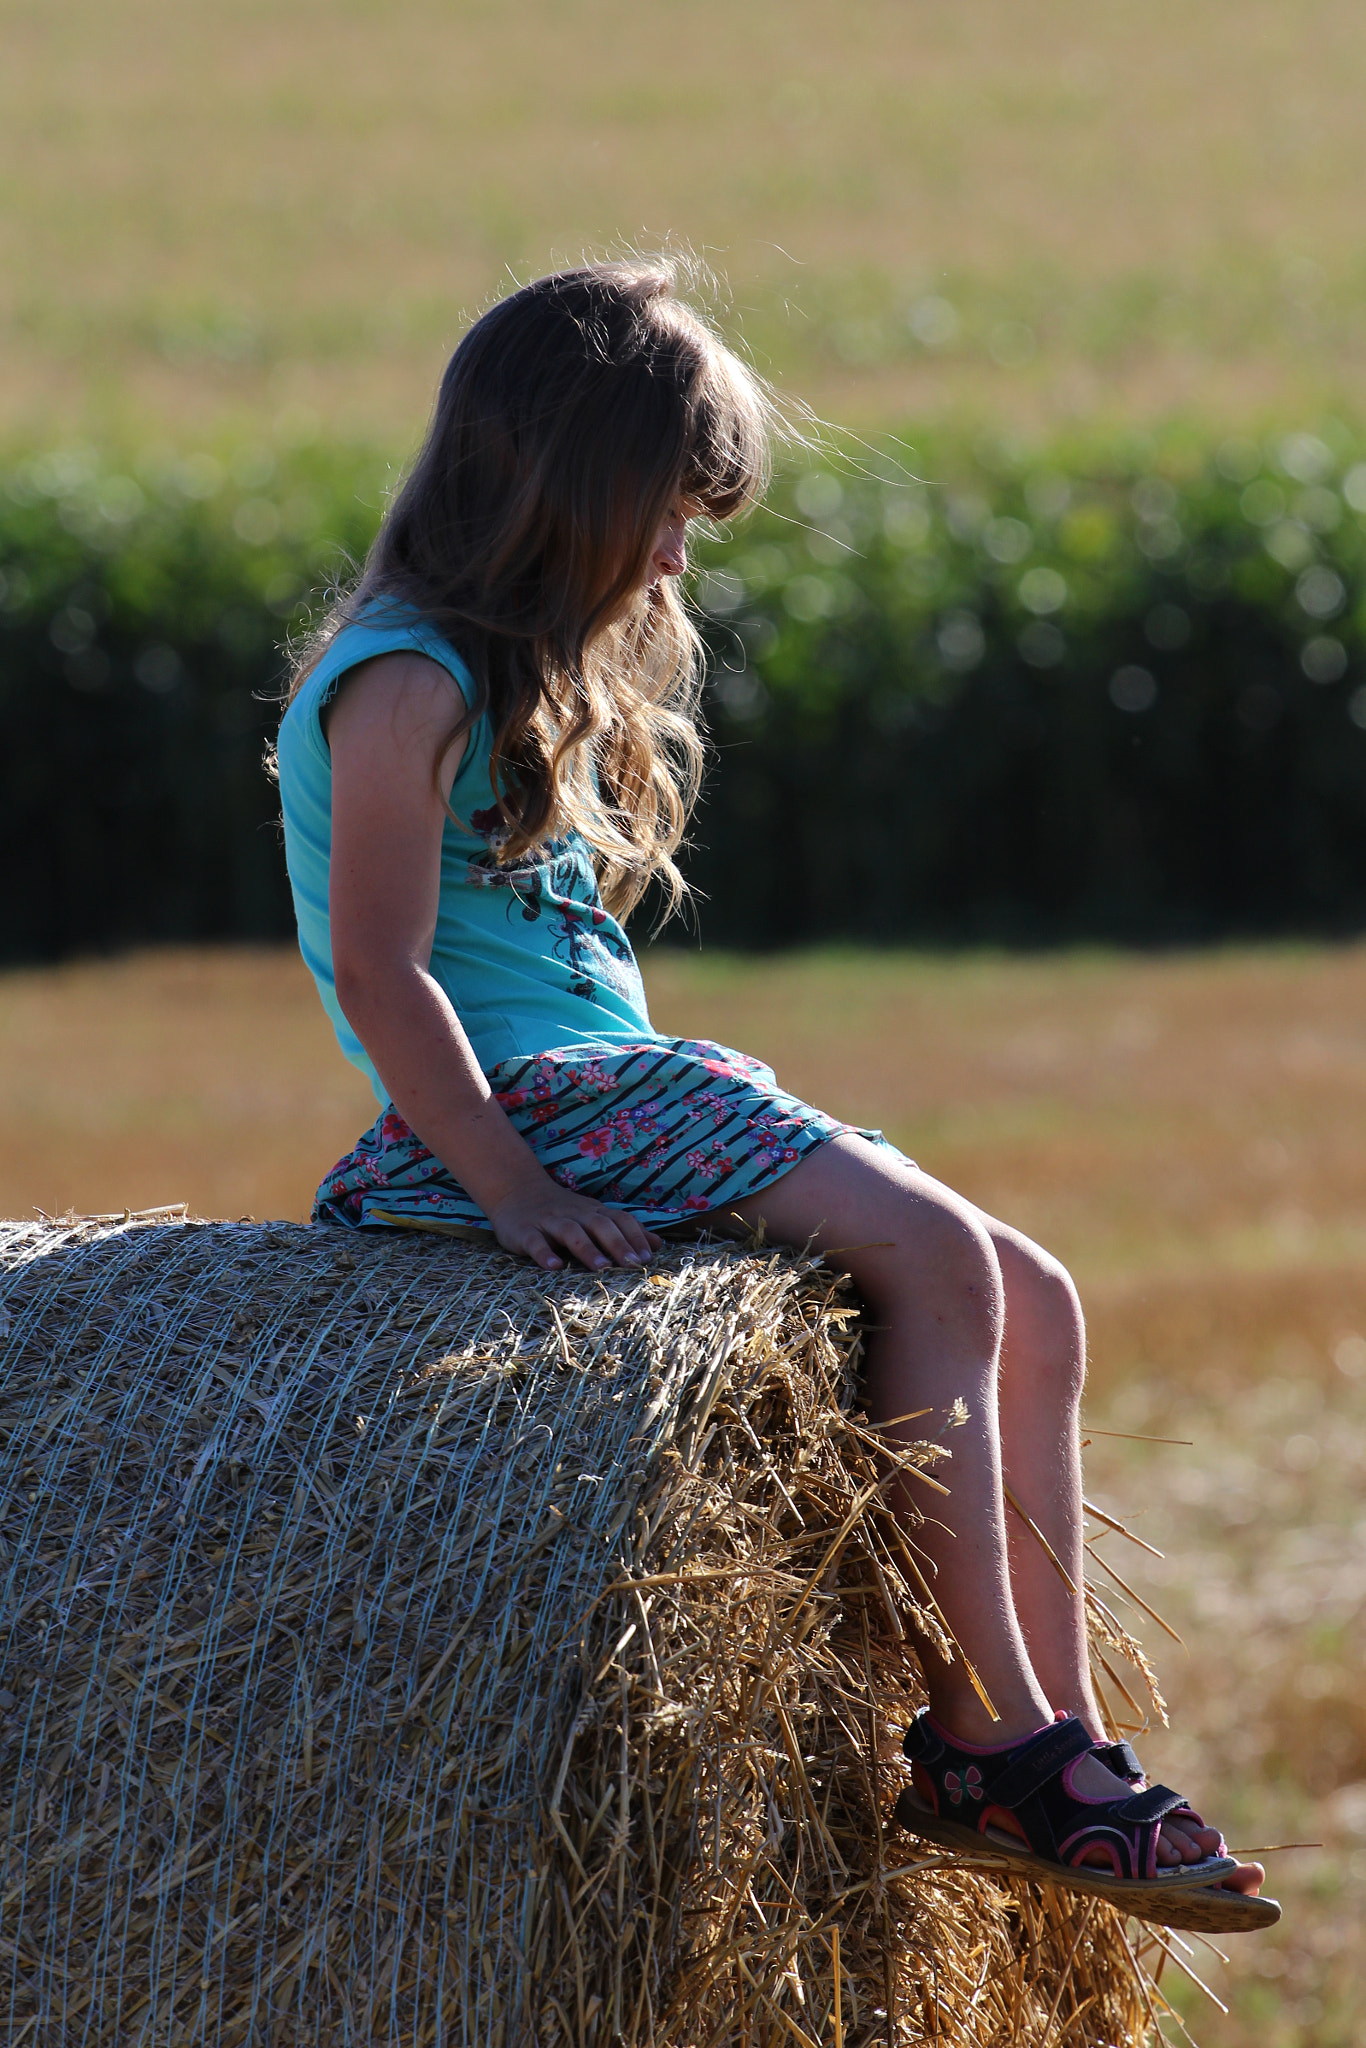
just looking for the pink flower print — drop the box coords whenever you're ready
[578,1126,615,1159]
[943,1766,983,1807]
[685,1194,710,1211]
[496,1088,528,1110]
[380,1110,412,1145]
[750,1148,775,1171]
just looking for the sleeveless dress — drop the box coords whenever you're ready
[275,607,903,1233]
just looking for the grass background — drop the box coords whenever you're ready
[5,0,1366,446]
[6,942,1365,2043]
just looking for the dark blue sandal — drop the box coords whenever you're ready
[895,1709,1280,1933]
[1089,1735,1257,1917]
[1091,1736,1145,1784]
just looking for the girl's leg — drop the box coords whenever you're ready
[722,1134,1261,1884]
[725,1134,1054,1746]
[977,1220,1098,1730]
[974,1217,1210,1863]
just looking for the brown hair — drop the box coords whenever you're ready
[289,258,776,917]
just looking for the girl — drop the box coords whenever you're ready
[275,259,1269,1930]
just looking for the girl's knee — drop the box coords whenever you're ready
[874,1183,1006,1338]
[995,1231,1086,1395]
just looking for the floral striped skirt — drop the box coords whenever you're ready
[313,1037,904,1234]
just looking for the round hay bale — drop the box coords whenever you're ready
[0,1218,1161,2044]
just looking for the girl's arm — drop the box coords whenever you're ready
[326,652,658,1272]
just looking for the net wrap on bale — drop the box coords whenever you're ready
[0,1218,1165,2045]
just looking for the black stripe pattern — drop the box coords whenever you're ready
[313,1037,901,1231]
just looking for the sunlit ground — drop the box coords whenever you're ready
[5,941,1365,2039]
[7,0,1366,443]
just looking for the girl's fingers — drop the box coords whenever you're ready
[500,1197,660,1272]
[603,1206,648,1249]
[588,1212,652,1263]
[520,1229,564,1272]
[605,1206,659,1260]
[546,1220,613,1270]
[548,1211,650,1269]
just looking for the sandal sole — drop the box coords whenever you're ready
[894,1788,1281,1933]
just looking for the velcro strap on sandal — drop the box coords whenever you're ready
[902,1710,945,1765]
[1115,1782,1187,1825]
[988,1715,1095,1810]
[1104,1740,1143,1778]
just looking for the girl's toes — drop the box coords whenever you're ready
[1180,1818,1225,1861]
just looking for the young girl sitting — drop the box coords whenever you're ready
[275,259,1270,1931]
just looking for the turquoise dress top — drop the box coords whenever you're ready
[275,610,659,1106]
[277,603,900,1232]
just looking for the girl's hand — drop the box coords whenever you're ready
[487,1177,663,1272]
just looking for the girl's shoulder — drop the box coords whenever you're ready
[279,603,479,770]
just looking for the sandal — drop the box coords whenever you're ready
[1091,1736,1145,1784]
[895,1709,1281,1933]
[1084,1736,1283,1929]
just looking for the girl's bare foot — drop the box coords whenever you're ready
[1069,1750,1266,1893]
[983,1742,1266,1892]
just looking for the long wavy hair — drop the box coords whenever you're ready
[288,259,776,918]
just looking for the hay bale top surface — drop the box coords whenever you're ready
[0,1218,1161,2045]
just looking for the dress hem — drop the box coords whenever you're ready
[310,1036,904,1234]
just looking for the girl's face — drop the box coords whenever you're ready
[645,499,699,588]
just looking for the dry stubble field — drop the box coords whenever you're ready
[5,941,1365,2042]
[6,0,1366,445]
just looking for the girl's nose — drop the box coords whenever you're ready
[653,528,687,578]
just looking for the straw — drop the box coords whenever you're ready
[0,1216,1163,2045]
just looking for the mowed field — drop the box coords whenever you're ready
[5,940,1366,2040]
[6,0,1366,444]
